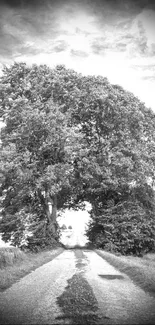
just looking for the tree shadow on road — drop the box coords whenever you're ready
[98,274,124,280]
[56,273,102,324]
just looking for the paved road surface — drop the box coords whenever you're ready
[0,249,155,324]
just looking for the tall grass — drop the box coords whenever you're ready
[0,246,26,268]
[0,246,63,291]
[96,249,155,298]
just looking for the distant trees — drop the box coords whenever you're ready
[61,224,67,230]
[0,62,155,254]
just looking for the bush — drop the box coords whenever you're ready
[86,200,155,256]
[26,227,60,252]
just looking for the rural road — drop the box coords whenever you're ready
[0,249,155,324]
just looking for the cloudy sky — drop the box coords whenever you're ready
[0,0,155,111]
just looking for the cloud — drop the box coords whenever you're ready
[142,75,155,81]
[0,0,47,8]
[0,0,155,112]
[91,37,109,54]
[115,42,127,51]
[88,0,155,58]
[137,21,148,52]
[131,63,155,70]
[53,40,69,53]
[70,49,89,57]
[129,60,155,83]
[1,0,154,62]
[90,13,149,56]
[116,19,133,30]
[150,43,155,54]
[91,37,130,54]
[125,9,155,58]
[0,0,64,62]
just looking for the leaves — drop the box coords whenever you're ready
[0,64,83,248]
[0,62,155,254]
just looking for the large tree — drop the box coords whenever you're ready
[0,62,155,254]
[0,63,83,249]
[47,65,155,255]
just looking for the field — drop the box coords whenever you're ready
[0,246,63,291]
[96,249,155,298]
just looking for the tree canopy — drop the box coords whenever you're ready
[0,62,155,254]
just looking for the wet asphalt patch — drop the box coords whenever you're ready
[74,249,89,272]
[76,259,88,269]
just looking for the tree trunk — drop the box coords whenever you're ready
[48,195,57,235]
[38,190,57,236]
[45,194,57,236]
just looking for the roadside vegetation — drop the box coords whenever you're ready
[96,249,155,297]
[0,246,63,291]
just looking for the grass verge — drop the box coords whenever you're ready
[96,249,155,298]
[0,246,64,292]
